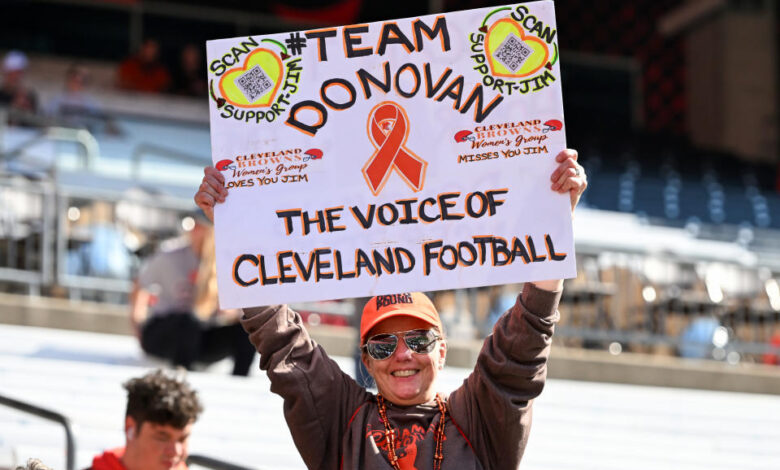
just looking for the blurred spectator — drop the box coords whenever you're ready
[678,317,729,360]
[350,296,375,389]
[171,44,207,97]
[47,64,99,119]
[117,39,171,93]
[0,50,40,125]
[87,370,202,470]
[483,289,517,337]
[47,64,116,133]
[761,330,780,365]
[271,0,362,25]
[67,202,132,279]
[130,211,255,376]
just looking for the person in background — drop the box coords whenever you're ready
[0,50,39,126]
[117,39,171,93]
[46,64,116,133]
[130,211,255,376]
[350,296,376,389]
[171,44,207,97]
[67,201,132,279]
[195,149,587,469]
[86,370,203,470]
[761,329,780,365]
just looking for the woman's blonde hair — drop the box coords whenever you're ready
[16,459,52,470]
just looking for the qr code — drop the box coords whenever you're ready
[493,34,533,72]
[235,65,274,103]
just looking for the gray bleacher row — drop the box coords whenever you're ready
[579,145,780,231]
[19,51,209,125]
[0,325,295,470]
[2,51,780,363]
[3,124,780,362]
[3,159,780,363]
[0,168,197,302]
[1,324,779,470]
[1,53,212,300]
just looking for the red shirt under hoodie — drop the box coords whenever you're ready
[88,447,188,470]
[89,448,125,470]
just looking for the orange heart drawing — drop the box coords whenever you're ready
[218,48,283,108]
[485,18,549,79]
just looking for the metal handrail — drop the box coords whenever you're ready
[555,326,777,355]
[187,454,256,470]
[0,393,257,470]
[0,126,98,170]
[0,174,56,292]
[0,393,76,470]
[130,142,209,179]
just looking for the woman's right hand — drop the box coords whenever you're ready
[194,166,228,223]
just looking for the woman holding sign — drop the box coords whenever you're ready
[195,149,586,470]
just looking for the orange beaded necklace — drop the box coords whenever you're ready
[376,393,448,470]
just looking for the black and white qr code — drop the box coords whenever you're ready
[235,65,274,103]
[493,34,533,72]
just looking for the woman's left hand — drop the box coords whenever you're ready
[532,149,587,292]
[550,149,587,212]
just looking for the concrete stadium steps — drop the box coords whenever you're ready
[0,353,302,470]
[0,325,296,470]
[1,325,779,470]
[525,380,780,470]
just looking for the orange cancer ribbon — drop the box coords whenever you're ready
[362,102,427,196]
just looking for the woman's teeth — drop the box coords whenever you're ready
[392,370,418,377]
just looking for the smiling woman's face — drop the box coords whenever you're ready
[362,316,446,406]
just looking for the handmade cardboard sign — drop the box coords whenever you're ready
[207,1,575,308]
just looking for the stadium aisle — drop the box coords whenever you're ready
[0,325,778,470]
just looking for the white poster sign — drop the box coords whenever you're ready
[207,1,575,308]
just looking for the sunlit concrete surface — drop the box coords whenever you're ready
[0,324,778,470]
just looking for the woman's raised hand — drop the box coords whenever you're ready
[550,149,587,212]
[194,166,228,223]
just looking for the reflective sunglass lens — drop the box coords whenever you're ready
[365,330,439,360]
[405,332,436,353]
[367,336,397,360]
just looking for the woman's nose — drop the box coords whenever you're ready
[393,339,413,360]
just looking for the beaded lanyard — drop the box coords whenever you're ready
[376,393,448,470]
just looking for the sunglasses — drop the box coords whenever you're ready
[362,329,441,361]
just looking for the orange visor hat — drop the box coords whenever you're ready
[360,292,442,345]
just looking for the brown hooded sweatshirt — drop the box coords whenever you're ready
[241,283,561,470]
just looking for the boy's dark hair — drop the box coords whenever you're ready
[124,370,203,429]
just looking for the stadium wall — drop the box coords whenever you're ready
[2,292,779,395]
